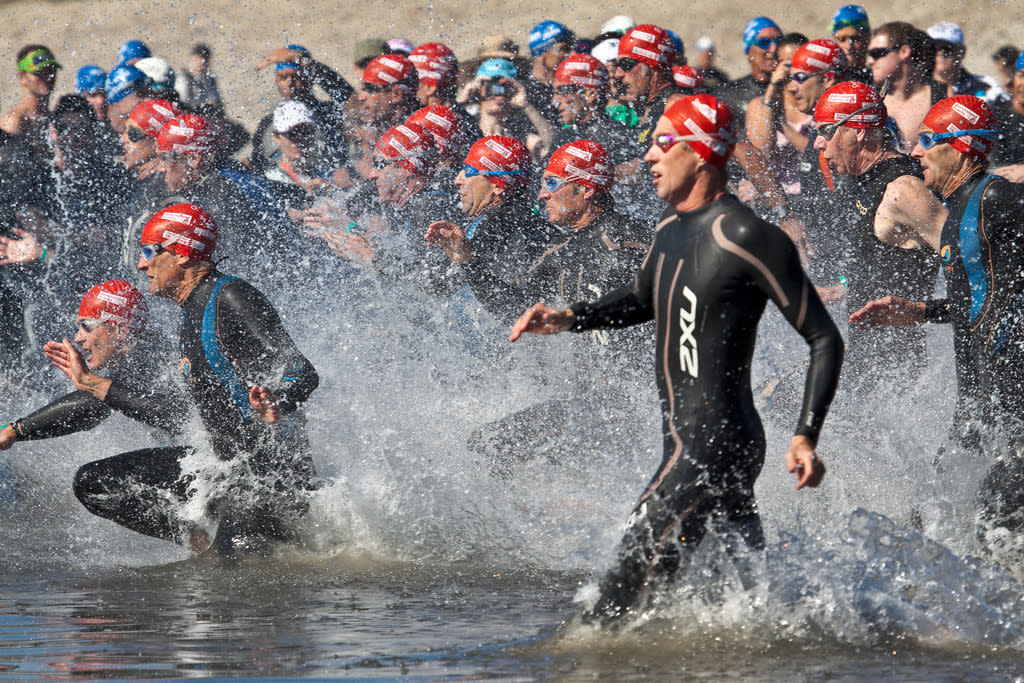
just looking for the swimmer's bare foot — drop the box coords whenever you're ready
[189,527,212,553]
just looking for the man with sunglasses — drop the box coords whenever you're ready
[425,135,553,322]
[251,45,353,175]
[851,96,1024,565]
[0,280,181,455]
[867,22,949,150]
[511,94,843,624]
[829,5,872,83]
[74,202,320,556]
[1,45,61,158]
[718,17,782,126]
[812,81,936,392]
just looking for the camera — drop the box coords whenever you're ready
[482,79,507,98]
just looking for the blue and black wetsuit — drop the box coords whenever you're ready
[73,272,319,552]
[568,194,844,622]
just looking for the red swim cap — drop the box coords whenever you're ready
[140,203,218,261]
[553,54,609,89]
[545,140,613,191]
[376,122,435,175]
[617,25,675,70]
[78,280,148,328]
[922,95,996,159]
[791,39,847,79]
[463,136,530,190]
[663,94,737,169]
[129,99,183,138]
[672,65,704,89]
[408,43,457,89]
[406,105,463,159]
[363,54,417,91]
[156,114,215,155]
[814,81,886,129]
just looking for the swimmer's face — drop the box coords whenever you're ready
[911,125,964,193]
[866,34,904,87]
[276,68,307,99]
[834,27,869,67]
[552,85,597,125]
[106,93,140,133]
[158,153,200,192]
[788,71,827,115]
[74,318,125,370]
[644,116,703,207]
[747,28,781,82]
[1014,69,1024,105]
[815,123,862,176]
[454,168,501,214]
[614,59,653,105]
[19,66,58,97]
[121,122,156,169]
[538,172,590,228]
[83,91,106,121]
[136,246,187,298]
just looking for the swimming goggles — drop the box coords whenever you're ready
[750,37,780,51]
[818,101,884,140]
[653,132,705,153]
[918,129,996,149]
[790,71,818,84]
[461,164,527,178]
[541,175,569,192]
[140,237,176,260]
[78,319,107,334]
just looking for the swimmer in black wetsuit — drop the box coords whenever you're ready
[55,203,319,556]
[511,95,844,623]
[0,280,182,450]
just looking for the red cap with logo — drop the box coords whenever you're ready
[463,135,530,190]
[156,114,215,155]
[129,99,183,138]
[791,39,847,78]
[922,95,996,160]
[617,25,676,70]
[140,203,218,261]
[663,94,737,169]
[814,81,886,129]
[546,140,613,192]
[78,280,148,328]
[553,54,609,90]
[408,43,457,89]
[363,54,417,90]
[376,122,435,175]
[406,105,463,158]
[672,65,704,89]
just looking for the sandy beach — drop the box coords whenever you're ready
[2,0,1022,131]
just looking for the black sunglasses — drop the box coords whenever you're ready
[867,46,897,60]
[616,58,641,73]
[125,126,148,143]
[362,82,388,94]
[790,71,818,84]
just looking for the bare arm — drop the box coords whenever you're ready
[874,175,947,251]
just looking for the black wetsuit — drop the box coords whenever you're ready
[73,273,319,553]
[567,194,844,621]
[840,155,937,391]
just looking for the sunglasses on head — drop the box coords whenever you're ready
[818,101,883,140]
[125,126,148,143]
[867,46,897,60]
[918,128,996,150]
[751,37,780,51]
[790,71,818,84]
[461,164,526,178]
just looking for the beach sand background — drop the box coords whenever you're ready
[2,0,1022,131]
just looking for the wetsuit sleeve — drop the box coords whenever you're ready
[216,282,319,413]
[923,298,951,323]
[103,380,189,434]
[12,391,112,440]
[568,236,657,331]
[725,218,844,442]
[306,60,355,104]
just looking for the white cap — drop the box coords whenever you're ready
[927,22,964,45]
[695,36,715,52]
[600,15,634,36]
[590,37,620,65]
[135,57,174,86]
[272,100,315,133]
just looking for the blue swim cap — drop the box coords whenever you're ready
[75,65,106,94]
[105,65,151,104]
[830,5,870,34]
[276,44,311,72]
[1016,53,1024,73]
[116,40,151,66]
[664,29,685,60]
[742,17,781,53]
[529,20,573,57]
[477,58,516,80]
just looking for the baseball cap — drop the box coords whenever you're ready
[272,100,316,134]
[927,22,964,46]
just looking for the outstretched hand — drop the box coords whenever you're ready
[256,47,306,71]
[43,339,112,399]
[785,435,825,490]
[849,296,924,330]
[249,385,280,424]
[509,303,573,342]
[425,221,472,263]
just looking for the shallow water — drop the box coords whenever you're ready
[3,255,1024,680]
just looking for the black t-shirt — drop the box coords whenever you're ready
[991,100,1024,166]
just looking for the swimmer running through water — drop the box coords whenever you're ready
[511,94,844,623]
